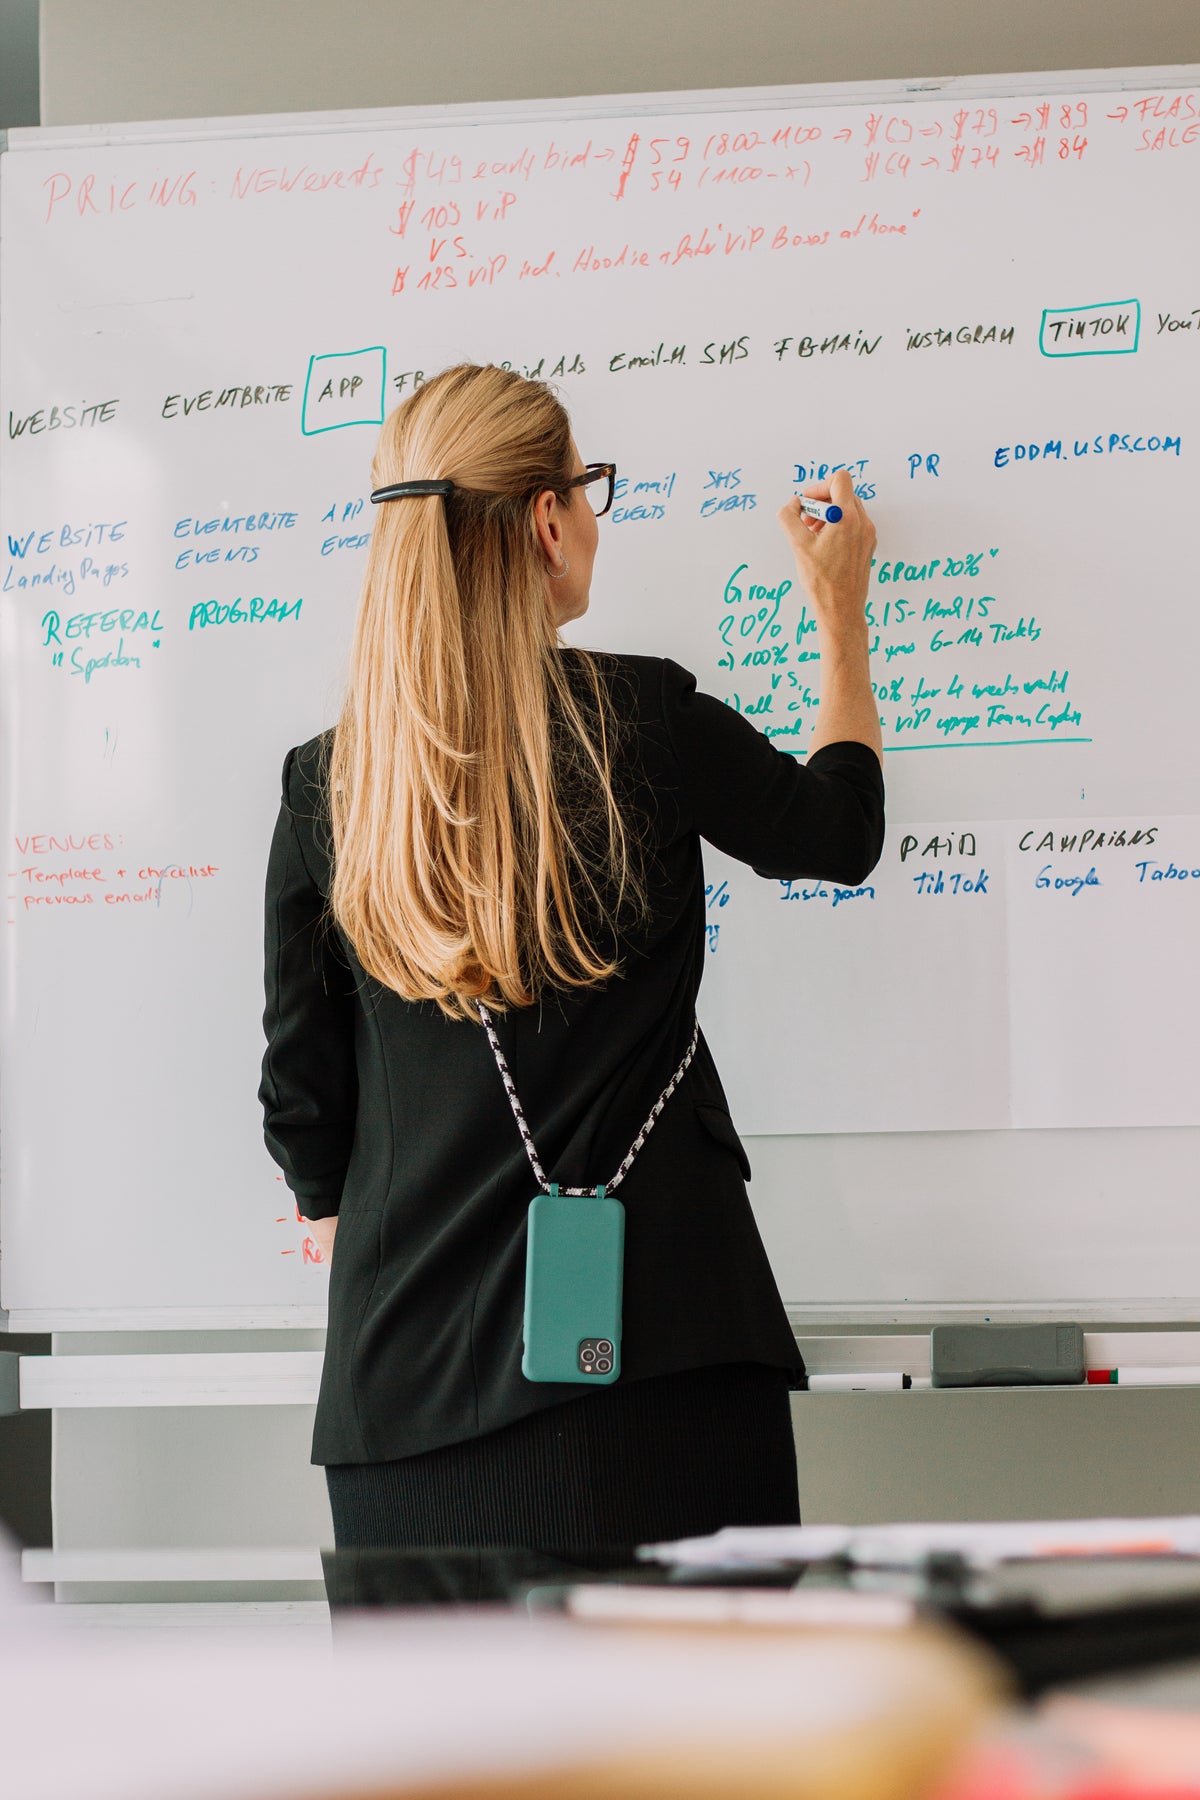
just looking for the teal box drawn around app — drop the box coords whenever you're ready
[1039,300,1140,358]
[302,347,387,434]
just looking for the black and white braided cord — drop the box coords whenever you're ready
[476,1003,699,1196]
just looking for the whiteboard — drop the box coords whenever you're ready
[2,68,1199,1326]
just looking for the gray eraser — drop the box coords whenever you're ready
[930,1323,1085,1388]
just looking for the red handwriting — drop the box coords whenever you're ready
[19,866,106,883]
[1106,93,1199,151]
[1137,125,1200,150]
[14,831,116,854]
[12,850,219,913]
[230,152,383,199]
[38,89,1185,250]
[544,138,617,174]
[43,170,197,223]
[392,206,922,300]
[614,132,640,200]
[1107,93,1199,124]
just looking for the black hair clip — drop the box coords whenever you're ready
[370,479,455,502]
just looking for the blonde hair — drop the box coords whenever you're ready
[328,363,639,1021]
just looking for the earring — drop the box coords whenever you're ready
[549,557,570,580]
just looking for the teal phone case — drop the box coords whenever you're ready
[522,1185,624,1384]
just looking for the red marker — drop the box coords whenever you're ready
[1088,1367,1200,1386]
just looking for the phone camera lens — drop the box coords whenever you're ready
[580,1346,596,1364]
[597,1340,613,1356]
[596,1357,612,1373]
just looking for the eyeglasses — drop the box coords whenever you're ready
[564,463,617,518]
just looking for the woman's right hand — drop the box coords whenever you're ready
[776,468,876,639]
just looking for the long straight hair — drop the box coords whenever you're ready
[328,363,639,1021]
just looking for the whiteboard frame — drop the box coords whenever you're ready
[3,63,1200,155]
[9,1298,1200,1333]
[4,61,1200,1334]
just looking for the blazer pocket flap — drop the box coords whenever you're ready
[694,1103,752,1182]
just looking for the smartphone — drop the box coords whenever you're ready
[522,1189,624,1384]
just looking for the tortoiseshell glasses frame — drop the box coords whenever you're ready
[564,463,617,517]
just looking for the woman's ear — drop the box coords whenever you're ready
[532,488,564,567]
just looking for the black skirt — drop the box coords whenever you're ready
[324,1362,799,1552]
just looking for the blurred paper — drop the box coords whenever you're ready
[642,1517,1200,1572]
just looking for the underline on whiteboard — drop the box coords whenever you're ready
[885,736,1095,753]
[777,737,1094,756]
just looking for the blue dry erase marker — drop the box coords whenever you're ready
[799,498,843,524]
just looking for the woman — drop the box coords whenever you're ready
[260,362,883,1552]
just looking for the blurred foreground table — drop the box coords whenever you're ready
[1,1578,999,1800]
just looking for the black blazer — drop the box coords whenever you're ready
[260,654,884,1465]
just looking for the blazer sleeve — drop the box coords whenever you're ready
[658,657,885,883]
[259,748,359,1219]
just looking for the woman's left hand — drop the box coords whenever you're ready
[302,1214,338,1266]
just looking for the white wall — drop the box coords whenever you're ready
[38,0,1200,125]
[30,1,1200,1588]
